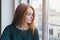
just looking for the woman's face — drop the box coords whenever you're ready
[25,7,34,23]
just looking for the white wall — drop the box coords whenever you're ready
[1,0,15,34]
[15,0,21,9]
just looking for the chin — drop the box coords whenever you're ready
[28,22,31,24]
[27,21,32,24]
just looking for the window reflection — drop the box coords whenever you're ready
[48,0,60,40]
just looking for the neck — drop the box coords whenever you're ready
[16,23,29,30]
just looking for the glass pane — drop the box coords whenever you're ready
[48,0,60,40]
[49,29,53,35]
[29,0,43,40]
[48,0,60,25]
[21,0,28,4]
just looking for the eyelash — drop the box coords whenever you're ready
[27,13,33,16]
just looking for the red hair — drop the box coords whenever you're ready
[12,3,35,35]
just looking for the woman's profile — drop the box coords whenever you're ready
[1,3,39,40]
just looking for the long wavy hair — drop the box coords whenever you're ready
[12,3,35,35]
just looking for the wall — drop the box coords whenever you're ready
[1,0,15,34]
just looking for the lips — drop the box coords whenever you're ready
[29,20,32,21]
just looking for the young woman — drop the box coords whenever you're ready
[1,3,39,40]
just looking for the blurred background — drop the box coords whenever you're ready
[1,0,60,40]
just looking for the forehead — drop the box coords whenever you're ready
[27,7,33,14]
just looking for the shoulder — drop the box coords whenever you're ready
[33,26,39,34]
[4,24,14,30]
[3,24,15,33]
[34,28,38,33]
[33,28,40,40]
[34,26,38,31]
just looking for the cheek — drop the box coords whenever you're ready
[26,16,30,20]
[25,16,29,21]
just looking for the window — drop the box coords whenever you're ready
[45,0,60,40]
[49,29,53,35]
[21,0,28,4]
[58,33,60,38]
[58,33,60,40]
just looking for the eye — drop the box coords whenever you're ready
[27,13,31,15]
[27,13,33,16]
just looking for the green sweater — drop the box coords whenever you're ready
[1,24,39,40]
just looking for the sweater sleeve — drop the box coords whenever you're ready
[1,26,10,40]
[33,28,40,40]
